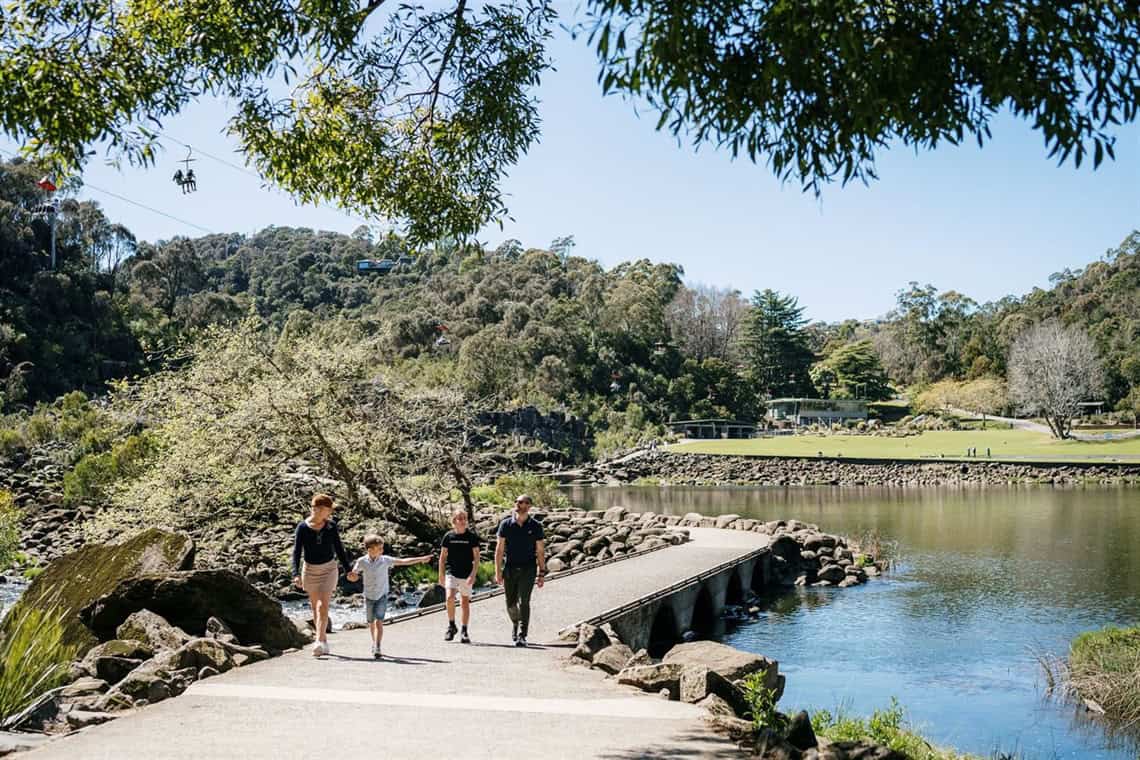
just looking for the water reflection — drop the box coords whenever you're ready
[568,485,1140,760]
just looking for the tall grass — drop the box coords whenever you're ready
[0,604,77,722]
[849,528,898,569]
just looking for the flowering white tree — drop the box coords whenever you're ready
[1008,320,1104,439]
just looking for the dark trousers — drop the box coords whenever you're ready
[503,565,537,634]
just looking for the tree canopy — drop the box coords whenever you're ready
[2,2,1137,238]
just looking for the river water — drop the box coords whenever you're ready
[567,485,1140,759]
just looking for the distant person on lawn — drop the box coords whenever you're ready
[292,493,351,657]
[347,534,432,659]
[494,494,547,647]
[439,507,482,643]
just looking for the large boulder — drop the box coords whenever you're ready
[663,641,780,685]
[616,663,686,699]
[78,639,154,683]
[2,529,194,650]
[156,638,235,674]
[571,623,611,662]
[679,665,749,717]
[116,609,191,652]
[591,644,634,675]
[81,569,309,652]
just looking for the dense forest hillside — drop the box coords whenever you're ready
[3,158,1139,445]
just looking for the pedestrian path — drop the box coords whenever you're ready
[29,528,768,760]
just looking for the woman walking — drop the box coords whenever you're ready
[292,493,352,656]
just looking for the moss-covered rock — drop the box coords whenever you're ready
[81,569,309,652]
[2,528,194,651]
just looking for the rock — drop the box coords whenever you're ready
[583,536,608,555]
[117,609,192,652]
[714,514,741,529]
[156,638,234,674]
[591,644,635,675]
[418,584,445,607]
[198,666,220,680]
[105,661,175,704]
[625,649,653,668]
[803,741,905,759]
[546,558,566,574]
[2,528,195,650]
[663,640,780,685]
[66,710,117,729]
[571,623,611,662]
[60,677,108,699]
[817,564,846,584]
[838,576,861,588]
[679,665,750,717]
[603,506,628,522]
[205,616,238,643]
[93,691,135,712]
[617,663,686,699]
[92,656,145,685]
[80,569,310,651]
[786,710,818,750]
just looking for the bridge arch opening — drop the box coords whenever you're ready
[689,585,717,638]
[647,605,677,658]
[750,560,767,593]
[726,572,745,606]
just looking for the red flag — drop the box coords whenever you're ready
[37,176,56,192]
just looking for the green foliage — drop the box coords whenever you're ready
[473,473,569,510]
[812,699,978,759]
[0,604,77,722]
[0,3,555,242]
[395,560,496,588]
[0,428,23,458]
[741,672,787,733]
[741,289,815,398]
[0,491,20,569]
[811,340,892,401]
[63,432,160,505]
[584,1,1139,192]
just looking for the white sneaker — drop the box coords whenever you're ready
[311,640,324,657]
[321,641,330,655]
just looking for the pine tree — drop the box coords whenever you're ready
[740,289,815,399]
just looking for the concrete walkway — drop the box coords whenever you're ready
[29,528,768,760]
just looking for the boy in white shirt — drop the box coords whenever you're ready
[347,535,432,659]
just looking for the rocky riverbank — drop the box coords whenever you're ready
[560,449,1140,487]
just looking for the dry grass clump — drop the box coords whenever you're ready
[1067,626,1140,729]
[849,528,897,570]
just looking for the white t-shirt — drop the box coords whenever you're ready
[352,554,396,600]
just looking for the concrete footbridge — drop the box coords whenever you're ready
[29,528,773,760]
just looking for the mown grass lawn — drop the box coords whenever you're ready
[672,428,1140,463]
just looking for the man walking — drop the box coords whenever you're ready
[494,494,547,647]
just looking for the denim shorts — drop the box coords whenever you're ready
[365,596,388,623]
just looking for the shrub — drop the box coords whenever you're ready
[0,605,77,722]
[483,476,567,510]
[742,671,787,733]
[63,432,159,505]
[0,491,19,569]
[812,699,979,760]
[0,429,25,458]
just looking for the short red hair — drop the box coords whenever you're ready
[311,493,334,510]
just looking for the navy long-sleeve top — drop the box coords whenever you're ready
[291,519,351,577]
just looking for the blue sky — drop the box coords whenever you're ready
[3,24,1137,323]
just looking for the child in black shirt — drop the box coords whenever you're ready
[438,508,482,643]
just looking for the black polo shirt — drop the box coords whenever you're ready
[497,514,545,567]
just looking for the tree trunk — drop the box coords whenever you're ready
[357,470,442,544]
